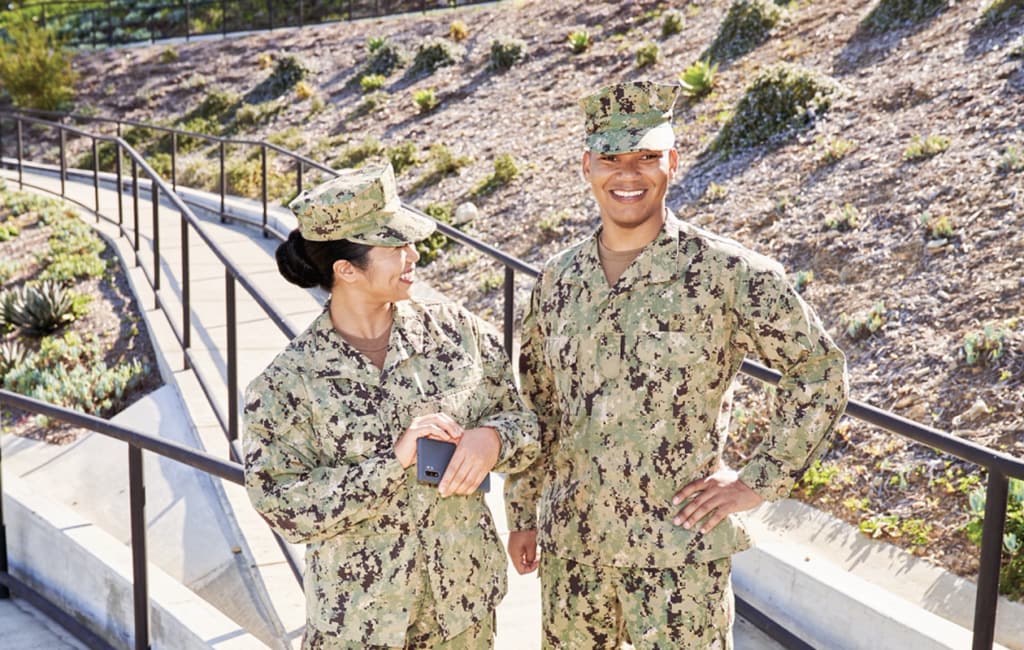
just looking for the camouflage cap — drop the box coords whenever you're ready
[288,162,435,246]
[579,80,680,154]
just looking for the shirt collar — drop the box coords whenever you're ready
[566,210,681,287]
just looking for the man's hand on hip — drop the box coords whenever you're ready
[672,469,764,533]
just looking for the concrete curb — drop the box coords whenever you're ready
[2,475,267,650]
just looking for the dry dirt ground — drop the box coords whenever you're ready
[12,0,1024,590]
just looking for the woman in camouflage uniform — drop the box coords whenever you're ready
[244,162,539,649]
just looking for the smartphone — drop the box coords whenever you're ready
[416,438,491,493]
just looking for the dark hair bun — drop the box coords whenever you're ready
[276,230,326,289]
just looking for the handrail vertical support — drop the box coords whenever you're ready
[219,141,227,222]
[171,132,177,191]
[152,181,161,308]
[116,145,124,228]
[132,157,140,264]
[185,0,191,41]
[16,119,24,189]
[182,214,191,369]
[92,138,101,219]
[128,445,150,650]
[503,267,515,359]
[59,128,66,197]
[0,434,9,600]
[297,160,304,196]
[261,144,268,236]
[972,471,1009,650]
[226,271,239,451]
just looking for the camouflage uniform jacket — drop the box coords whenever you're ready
[505,212,848,568]
[244,298,539,647]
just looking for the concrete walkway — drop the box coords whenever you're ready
[0,596,88,650]
[0,162,793,649]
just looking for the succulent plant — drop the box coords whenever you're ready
[5,280,80,336]
[0,339,27,378]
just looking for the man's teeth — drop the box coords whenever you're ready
[612,190,644,198]
[400,270,415,281]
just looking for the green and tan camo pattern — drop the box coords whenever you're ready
[580,80,679,154]
[540,554,733,649]
[288,162,435,245]
[244,299,539,647]
[505,212,848,568]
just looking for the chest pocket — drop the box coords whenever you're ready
[406,354,486,428]
[630,331,706,417]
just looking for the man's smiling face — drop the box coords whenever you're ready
[582,148,678,232]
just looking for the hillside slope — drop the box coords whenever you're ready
[61,0,1024,590]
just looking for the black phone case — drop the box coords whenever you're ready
[416,438,491,493]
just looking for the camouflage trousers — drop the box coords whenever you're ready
[540,554,733,650]
[306,564,495,650]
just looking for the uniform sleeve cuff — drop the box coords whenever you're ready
[738,456,796,502]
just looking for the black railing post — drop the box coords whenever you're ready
[972,472,1009,650]
[116,145,124,228]
[297,159,303,196]
[222,0,227,36]
[181,214,191,369]
[219,141,227,222]
[226,270,239,449]
[132,157,141,263]
[92,138,101,218]
[503,266,514,358]
[128,445,150,650]
[261,144,268,236]
[152,181,161,305]
[268,0,274,30]
[171,132,177,191]
[0,434,9,600]
[299,0,305,27]
[16,120,23,188]
[59,128,66,197]
[185,0,191,41]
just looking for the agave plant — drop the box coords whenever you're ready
[0,339,27,378]
[679,59,719,99]
[6,280,79,336]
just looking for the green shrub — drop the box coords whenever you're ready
[0,259,19,285]
[246,54,309,102]
[409,37,464,77]
[678,60,718,100]
[295,80,316,101]
[661,9,685,37]
[413,88,440,113]
[2,331,146,419]
[702,0,783,63]
[224,156,262,198]
[636,41,660,67]
[473,154,519,196]
[388,142,420,175]
[568,30,592,54]
[819,136,856,163]
[415,202,455,265]
[490,37,527,71]
[0,15,76,110]
[412,144,472,191]
[4,280,82,336]
[46,216,104,259]
[333,137,385,170]
[367,36,387,53]
[0,221,20,241]
[824,203,861,231]
[841,302,886,340]
[712,64,840,153]
[159,46,179,64]
[792,269,814,293]
[862,0,947,33]
[0,340,27,379]
[40,253,107,284]
[965,478,1024,600]
[449,20,469,42]
[360,74,387,93]
[904,134,950,160]
[919,212,955,240]
[961,324,1008,366]
[997,145,1024,173]
[364,40,406,77]
[351,91,390,118]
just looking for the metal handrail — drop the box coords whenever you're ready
[2,110,1023,649]
[7,0,493,49]
[0,389,242,650]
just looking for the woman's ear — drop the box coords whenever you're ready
[668,149,679,178]
[333,259,358,284]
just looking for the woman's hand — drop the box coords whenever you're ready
[394,413,463,469]
[438,427,501,497]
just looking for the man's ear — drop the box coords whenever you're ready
[581,150,592,181]
[333,259,359,284]
[668,149,679,178]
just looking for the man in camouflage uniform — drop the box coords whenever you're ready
[505,81,849,648]
[245,163,540,648]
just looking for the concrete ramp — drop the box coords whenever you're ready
[1,386,290,649]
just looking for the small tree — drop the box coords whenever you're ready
[0,16,76,110]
